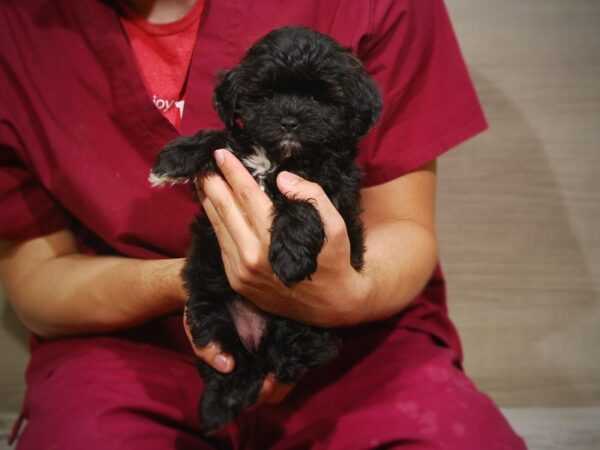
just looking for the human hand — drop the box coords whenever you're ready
[197,148,372,328]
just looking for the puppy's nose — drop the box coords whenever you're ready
[281,116,299,131]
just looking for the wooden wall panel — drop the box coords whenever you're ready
[440,0,600,405]
[0,290,28,413]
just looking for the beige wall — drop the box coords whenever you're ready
[439,0,600,405]
[0,289,28,413]
[1,0,599,413]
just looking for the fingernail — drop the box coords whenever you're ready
[279,171,299,186]
[214,149,225,165]
[213,354,231,372]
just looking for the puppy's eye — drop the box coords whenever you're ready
[310,96,319,104]
[264,91,274,100]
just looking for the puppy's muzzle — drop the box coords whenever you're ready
[278,133,302,159]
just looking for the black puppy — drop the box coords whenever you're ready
[150,26,382,433]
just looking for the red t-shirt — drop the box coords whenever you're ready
[0,0,487,362]
[118,0,204,129]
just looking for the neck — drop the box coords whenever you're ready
[121,0,196,24]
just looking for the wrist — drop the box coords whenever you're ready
[141,258,187,314]
[168,258,187,305]
[322,267,375,328]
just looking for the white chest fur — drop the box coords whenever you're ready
[242,146,277,191]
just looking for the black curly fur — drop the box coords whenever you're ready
[151,26,382,434]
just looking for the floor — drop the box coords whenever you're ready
[502,407,600,450]
[1,407,599,449]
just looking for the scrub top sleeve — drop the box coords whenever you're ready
[0,137,70,241]
[356,0,488,187]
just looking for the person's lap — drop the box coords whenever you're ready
[248,327,526,449]
[16,338,211,449]
[14,326,526,450]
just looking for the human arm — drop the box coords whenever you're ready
[0,229,255,376]
[355,159,438,323]
[0,229,187,338]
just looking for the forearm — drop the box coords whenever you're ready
[352,218,438,324]
[20,256,185,337]
[1,232,186,338]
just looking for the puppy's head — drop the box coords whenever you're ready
[213,26,382,161]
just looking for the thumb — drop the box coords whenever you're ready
[276,171,303,196]
[183,309,235,373]
[276,171,324,203]
[276,171,346,237]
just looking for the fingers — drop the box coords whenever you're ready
[276,171,348,242]
[213,149,273,235]
[198,150,277,280]
[198,176,258,253]
[198,148,273,251]
[182,311,234,373]
[200,184,270,285]
[197,343,235,373]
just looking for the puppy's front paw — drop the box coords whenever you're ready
[150,146,196,187]
[149,131,227,187]
[269,200,325,286]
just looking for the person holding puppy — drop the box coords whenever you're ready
[0,0,526,448]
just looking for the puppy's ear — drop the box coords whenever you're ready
[343,56,383,138]
[213,68,242,128]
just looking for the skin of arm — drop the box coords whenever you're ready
[0,232,186,338]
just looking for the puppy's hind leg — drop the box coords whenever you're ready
[186,291,268,434]
[149,130,232,187]
[198,359,265,434]
[187,297,264,433]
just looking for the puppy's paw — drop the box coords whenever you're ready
[198,363,264,434]
[269,199,325,286]
[149,131,228,187]
[150,148,193,187]
[200,383,242,435]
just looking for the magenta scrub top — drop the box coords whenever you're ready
[1,0,525,448]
